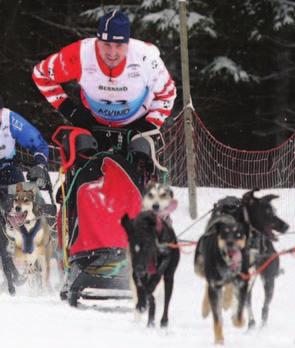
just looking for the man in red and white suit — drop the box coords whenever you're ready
[32,10,176,134]
[32,11,177,299]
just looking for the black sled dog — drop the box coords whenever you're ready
[121,183,180,328]
[0,222,18,294]
[194,206,249,344]
[0,188,23,295]
[241,189,289,328]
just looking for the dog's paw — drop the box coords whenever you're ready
[60,289,68,301]
[278,268,285,276]
[214,323,224,345]
[248,319,256,330]
[136,303,147,313]
[8,285,16,296]
[136,291,147,313]
[214,337,224,345]
[160,318,168,328]
[136,297,147,313]
[14,274,27,286]
[147,320,155,328]
[232,315,245,328]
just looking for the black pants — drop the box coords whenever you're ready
[90,117,157,155]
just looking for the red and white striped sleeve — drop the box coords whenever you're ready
[32,41,82,109]
[145,52,176,128]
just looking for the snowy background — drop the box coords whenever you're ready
[0,184,294,348]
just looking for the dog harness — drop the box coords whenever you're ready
[19,219,42,254]
[146,209,177,275]
[153,198,178,233]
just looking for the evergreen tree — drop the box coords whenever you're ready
[131,0,295,149]
[0,0,294,149]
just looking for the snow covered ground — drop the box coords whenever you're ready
[0,185,295,348]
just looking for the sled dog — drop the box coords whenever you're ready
[121,182,179,327]
[241,189,289,328]
[5,183,53,291]
[194,210,249,344]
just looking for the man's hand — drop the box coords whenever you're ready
[27,164,51,190]
[58,98,96,128]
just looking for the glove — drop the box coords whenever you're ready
[160,117,174,131]
[27,164,51,190]
[58,98,97,129]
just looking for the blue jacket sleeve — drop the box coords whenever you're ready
[9,111,49,165]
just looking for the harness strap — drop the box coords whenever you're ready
[131,129,168,172]
[19,219,42,254]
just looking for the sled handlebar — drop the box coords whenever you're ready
[52,126,93,173]
[52,125,168,173]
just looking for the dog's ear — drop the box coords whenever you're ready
[30,185,38,196]
[261,194,279,203]
[16,182,24,193]
[0,188,8,210]
[27,189,35,201]
[0,193,14,213]
[242,188,259,205]
[148,177,157,185]
[0,188,7,200]
[121,214,134,238]
[142,181,155,196]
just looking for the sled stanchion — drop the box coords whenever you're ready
[59,153,103,271]
[52,126,94,173]
[47,180,55,206]
[131,129,169,173]
[60,167,70,270]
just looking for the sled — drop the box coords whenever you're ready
[52,126,142,306]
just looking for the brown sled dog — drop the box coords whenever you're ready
[5,183,53,291]
[194,211,249,345]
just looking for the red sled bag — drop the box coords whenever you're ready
[70,157,142,256]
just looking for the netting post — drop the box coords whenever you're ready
[179,0,197,219]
